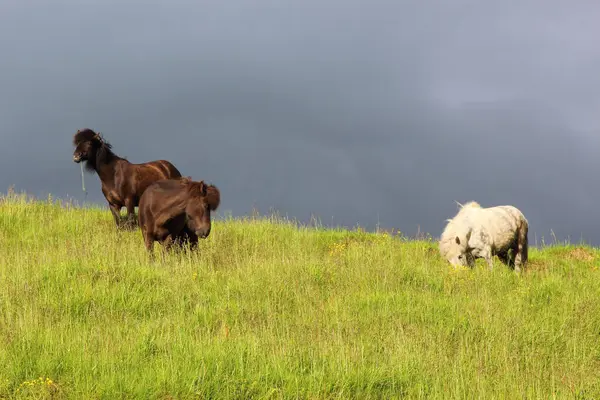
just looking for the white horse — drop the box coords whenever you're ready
[439,201,529,272]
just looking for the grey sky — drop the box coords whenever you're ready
[1,0,599,245]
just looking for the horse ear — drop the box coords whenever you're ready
[198,181,207,196]
[455,236,460,245]
[466,230,472,242]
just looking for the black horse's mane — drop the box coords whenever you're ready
[183,178,221,211]
[73,128,120,172]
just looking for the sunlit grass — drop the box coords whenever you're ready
[0,190,599,399]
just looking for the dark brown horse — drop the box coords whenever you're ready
[138,177,220,256]
[72,128,182,228]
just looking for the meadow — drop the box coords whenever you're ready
[1,190,599,399]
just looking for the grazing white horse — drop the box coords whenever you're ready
[439,201,529,272]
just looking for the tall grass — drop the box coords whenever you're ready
[0,191,599,399]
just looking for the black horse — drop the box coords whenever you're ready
[72,128,182,228]
[138,177,220,256]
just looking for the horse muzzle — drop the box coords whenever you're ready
[73,155,81,163]
[196,230,210,239]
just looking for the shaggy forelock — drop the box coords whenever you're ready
[72,128,116,173]
[182,179,221,211]
[73,129,97,146]
[72,128,112,150]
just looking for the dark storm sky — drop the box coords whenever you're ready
[1,0,600,245]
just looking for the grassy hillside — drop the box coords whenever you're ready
[1,191,599,399]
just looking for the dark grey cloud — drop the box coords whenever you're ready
[1,0,600,245]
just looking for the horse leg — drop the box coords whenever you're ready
[182,226,199,251]
[471,246,493,270]
[514,226,529,273]
[108,203,122,228]
[161,235,175,251]
[172,233,186,253]
[468,230,493,270]
[497,251,512,267]
[484,249,494,270]
[124,198,137,229]
[143,229,155,261]
[188,231,199,251]
[158,235,175,263]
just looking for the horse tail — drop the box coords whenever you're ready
[515,217,529,268]
[162,160,182,178]
[520,221,529,264]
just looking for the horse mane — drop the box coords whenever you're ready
[439,201,481,253]
[451,200,481,218]
[182,178,221,211]
[460,201,481,209]
[73,128,118,172]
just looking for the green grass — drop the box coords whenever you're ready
[1,191,600,399]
